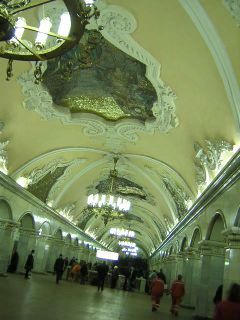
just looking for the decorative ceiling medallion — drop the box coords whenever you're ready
[18,1,178,142]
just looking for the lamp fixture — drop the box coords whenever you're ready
[109,228,135,238]
[0,0,101,83]
[86,157,131,226]
[118,241,136,248]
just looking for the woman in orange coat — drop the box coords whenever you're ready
[150,273,165,312]
[170,274,185,316]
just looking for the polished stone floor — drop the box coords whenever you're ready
[0,274,194,320]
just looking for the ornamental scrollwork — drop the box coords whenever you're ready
[194,140,233,188]
[223,0,240,27]
[18,0,178,144]
[56,202,77,224]
[162,176,192,219]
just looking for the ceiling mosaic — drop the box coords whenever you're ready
[27,166,67,202]
[42,30,157,122]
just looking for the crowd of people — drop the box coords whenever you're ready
[7,249,240,318]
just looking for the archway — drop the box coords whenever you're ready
[190,228,201,248]
[17,213,36,272]
[34,221,51,273]
[234,206,240,227]
[0,199,13,220]
[0,199,14,273]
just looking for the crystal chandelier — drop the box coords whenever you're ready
[0,0,101,82]
[86,157,131,225]
[118,241,136,248]
[109,228,135,238]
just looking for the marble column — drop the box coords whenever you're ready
[34,234,51,273]
[0,220,19,274]
[222,227,240,297]
[195,240,225,319]
[165,255,177,288]
[181,248,201,308]
[17,229,36,273]
[45,239,64,272]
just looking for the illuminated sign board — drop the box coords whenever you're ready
[96,250,119,261]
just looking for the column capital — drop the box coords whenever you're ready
[0,219,20,231]
[198,240,225,256]
[223,227,240,248]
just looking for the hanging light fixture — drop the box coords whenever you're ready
[0,0,101,82]
[85,157,131,226]
[109,228,135,238]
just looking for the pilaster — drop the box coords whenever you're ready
[195,240,225,319]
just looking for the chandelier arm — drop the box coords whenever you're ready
[10,0,57,15]
[0,1,87,61]
[15,37,44,60]
[23,25,74,41]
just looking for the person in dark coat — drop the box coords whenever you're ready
[54,254,64,284]
[7,250,19,273]
[158,269,166,284]
[80,262,88,285]
[213,284,223,305]
[97,262,109,291]
[24,250,35,279]
[111,266,119,289]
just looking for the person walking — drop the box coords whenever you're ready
[158,268,166,284]
[111,266,119,289]
[97,262,109,291]
[170,274,185,316]
[24,250,35,279]
[214,283,240,320]
[54,254,64,284]
[150,273,165,312]
[80,261,88,285]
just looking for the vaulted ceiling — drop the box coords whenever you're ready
[0,0,239,257]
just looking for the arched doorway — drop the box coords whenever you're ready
[17,213,36,273]
[0,199,15,274]
[34,221,51,273]
[46,228,63,272]
[196,212,226,318]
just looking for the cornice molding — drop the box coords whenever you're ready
[0,172,107,250]
[151,149,240,258]
[179,0,240,132]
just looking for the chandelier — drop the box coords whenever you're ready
[109,228,135,238]
[0,0,101,82]
[86,157,131,225]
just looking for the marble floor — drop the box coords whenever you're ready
[0,274,194,320]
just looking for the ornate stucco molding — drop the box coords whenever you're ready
[223,0,240,26]
[56,203,77,224]
[0,121,9,175]
[162,176,192,219]
[194,140,233,189]
[18,0,178,144]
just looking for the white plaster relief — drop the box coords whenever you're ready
[223,0,240,26]
[18,0,178,144]
[194,139,233,190]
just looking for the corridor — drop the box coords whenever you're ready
[0,274,193,320]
